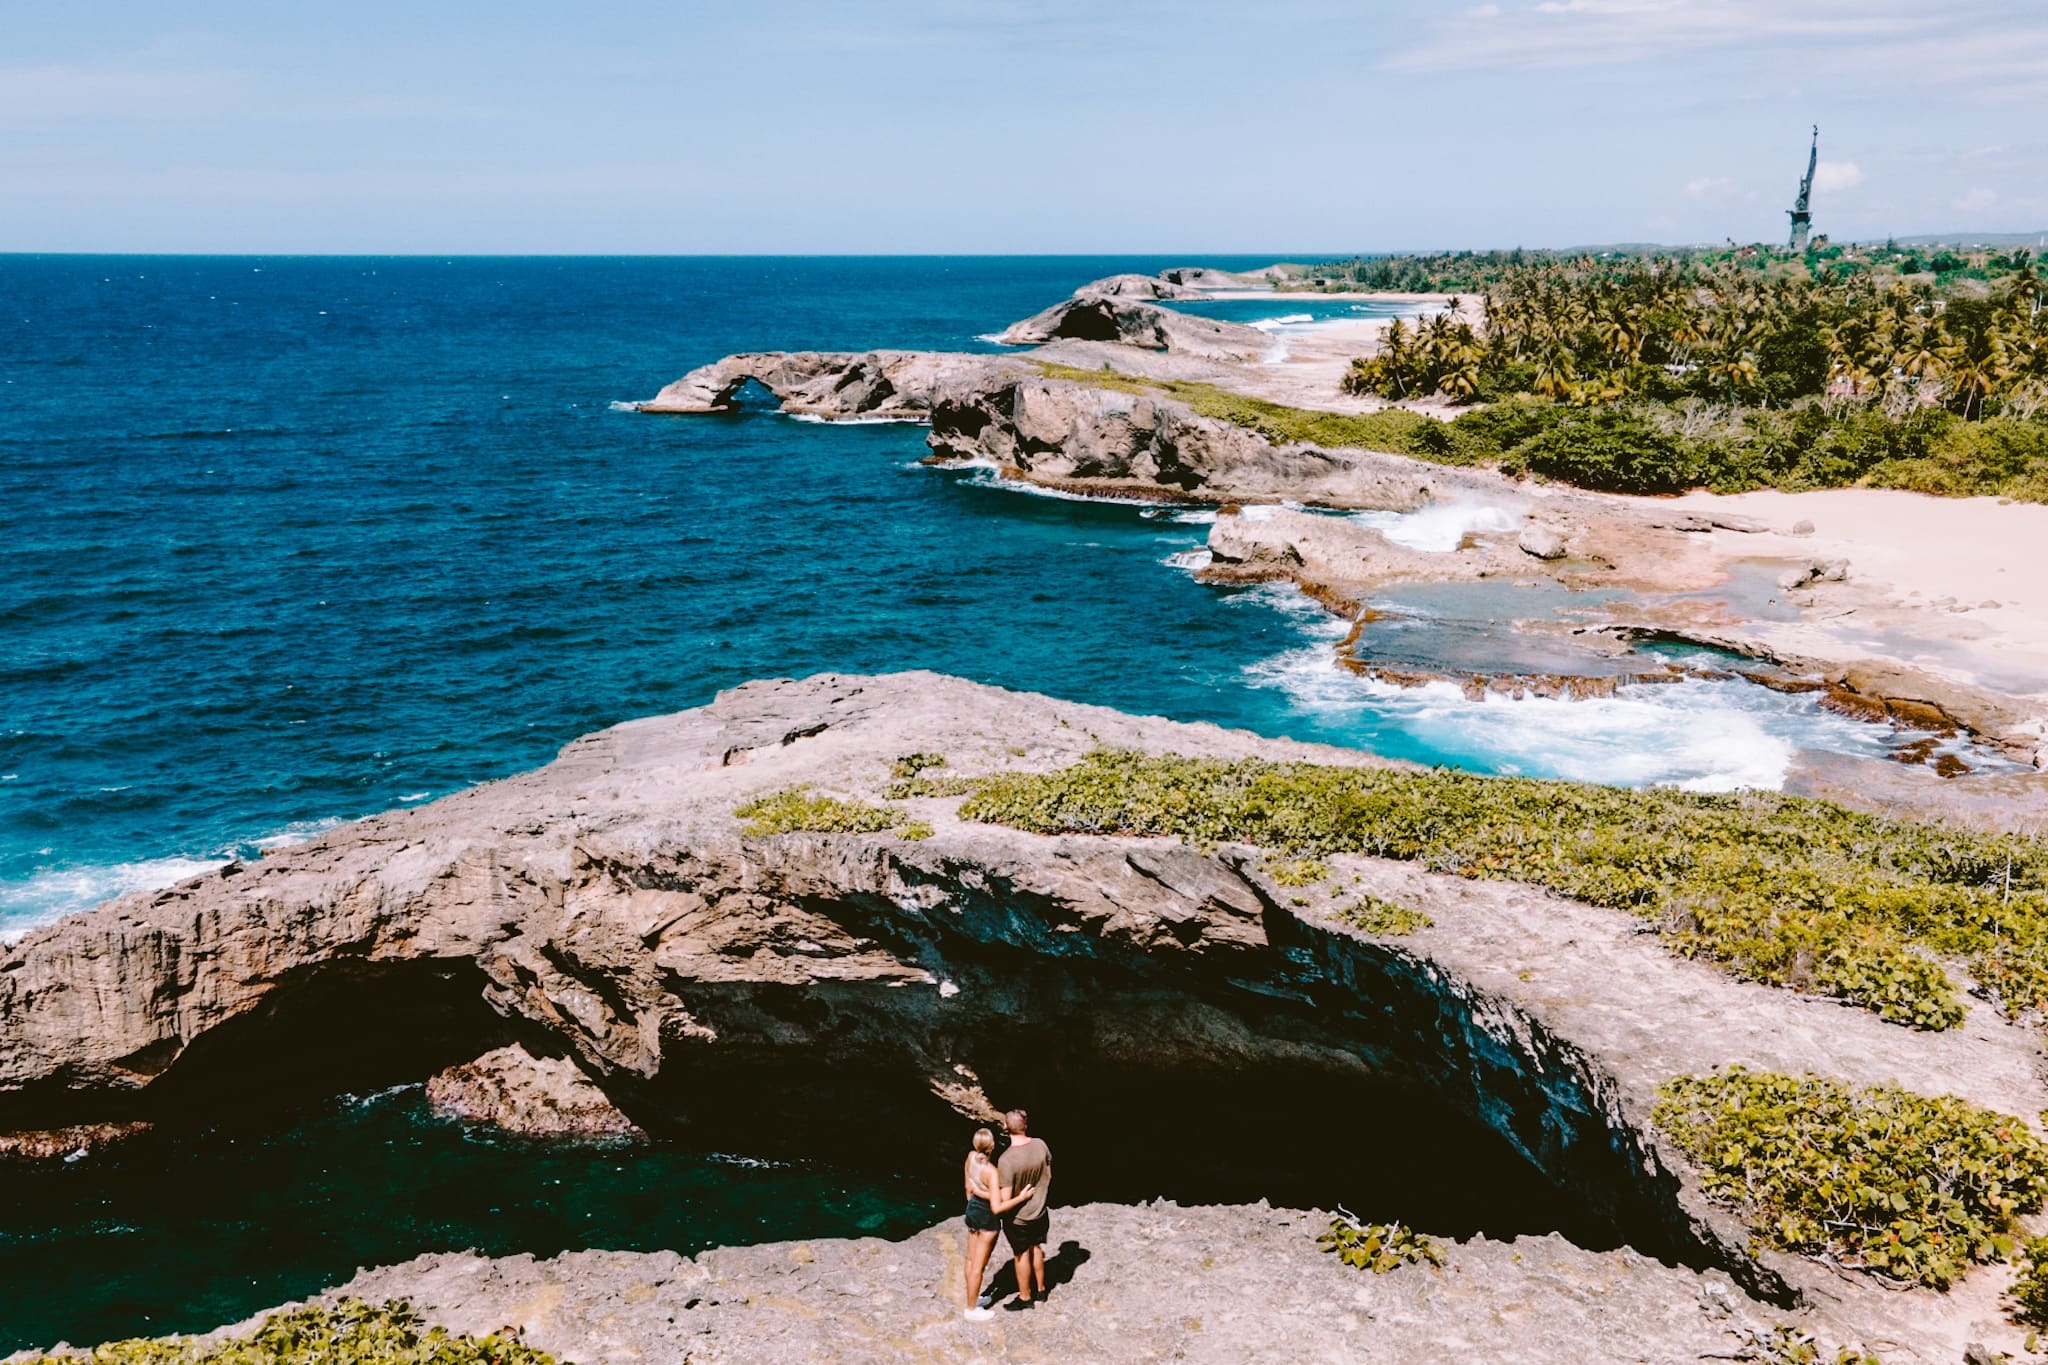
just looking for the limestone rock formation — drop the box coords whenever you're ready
[636,350,1012,419]
[425,1043,644,1140]
[1071,272,1202,300]
[926,372,1497,507]
[1518,524,1568,559]
[993,288,1273,361]
[0,1120,149,1163]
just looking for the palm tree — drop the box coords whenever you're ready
[1942,323,2012,420]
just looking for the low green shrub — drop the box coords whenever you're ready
[20,1299,559,1364]
[1745,1325,1883,1365]
[1654,1068,2048,1288]
[955,750,2048,1028]
[884,752,976,799]
[1262,856,1329,887]
[1317,1217,1446,1272]
[884,773,976,799]
[1338,896,1433,936]
[2009,1235,2048,1327]
[736,787,903,836]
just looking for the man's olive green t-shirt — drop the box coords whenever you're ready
[996,1138,1051,1220]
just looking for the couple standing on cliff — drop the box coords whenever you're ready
[960,1108,1052,1320]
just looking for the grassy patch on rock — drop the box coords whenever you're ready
[736,787,921,838]
[1654,1067,2048,1289]
[19,1299,559,1364]
[1338,895,1433,936]
[1317,1217,1445,1273]
[955,749,2048,1029]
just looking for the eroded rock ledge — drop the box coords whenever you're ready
[6,673,2047,1357]
[302,1202,1784,1365]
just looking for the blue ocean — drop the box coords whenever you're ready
[0,256,1907,936]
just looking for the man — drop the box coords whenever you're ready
[994,1108,1052,1309]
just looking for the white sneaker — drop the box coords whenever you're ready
[964,1307,995,1322]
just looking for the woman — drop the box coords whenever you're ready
[962,1127,1034,1320]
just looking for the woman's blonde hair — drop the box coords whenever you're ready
[972,1127,995,1156]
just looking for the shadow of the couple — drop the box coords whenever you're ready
[982,1239,1092,1307]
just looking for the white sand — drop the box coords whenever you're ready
[1664,487,2048,701]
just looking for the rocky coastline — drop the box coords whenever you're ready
[635,269,2048,792]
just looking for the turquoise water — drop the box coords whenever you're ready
[1161,293,1424,327]
[0,255,1914,934]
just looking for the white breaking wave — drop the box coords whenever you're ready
[1354,501,1523,553]
[786,412,926,426]
[0,814,355,939]
[1250,313,1316,332]
[1242,638,1895,793]
[0,855,226,941]
[1163,548,1213,572]
[957,469,1171,507]
[255,816,349,850]
[606,400,642,413]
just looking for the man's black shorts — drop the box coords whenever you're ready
[1003,1214,1049,1254]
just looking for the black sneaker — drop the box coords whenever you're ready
[1004,1298,1036,1312]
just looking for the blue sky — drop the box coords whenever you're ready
[3,1,2045,253]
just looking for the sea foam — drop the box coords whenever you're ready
[1242,636,1895,793]
[1354,501,1523,553]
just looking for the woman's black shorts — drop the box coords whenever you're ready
[964,1197,1000,1232]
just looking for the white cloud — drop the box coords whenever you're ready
[1381,0,2048,94]
[1812,161,1865,193]
[1954,187,2001,214]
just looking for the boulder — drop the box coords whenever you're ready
[425,1044,644,1140]
[1518,525,1568,560]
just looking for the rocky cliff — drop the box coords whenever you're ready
[6,673,2046,1358]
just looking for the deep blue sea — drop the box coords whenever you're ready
[0,255,1914,936]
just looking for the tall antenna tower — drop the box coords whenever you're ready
[1787,126,1818,252]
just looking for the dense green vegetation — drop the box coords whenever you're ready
[21,1300,559,1365]
[1327,245,2048,499]
[1316,1217,1446,1273]
[1654,1068,2048,1289]
[1300,241,2044,297]
[1033,359,2048,500]
[953,750,2048,1029]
